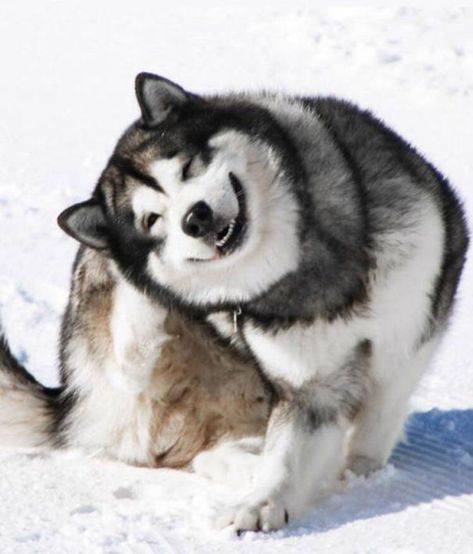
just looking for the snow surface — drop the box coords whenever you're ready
[1,2,473,552]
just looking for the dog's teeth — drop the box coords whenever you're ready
[216,219,236,248]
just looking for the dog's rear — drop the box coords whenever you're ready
[0,329,58,447]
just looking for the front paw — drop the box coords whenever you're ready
[217,494,289,533]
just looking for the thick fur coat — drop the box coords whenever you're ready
[1,73,468,532]
[0,245,270,468]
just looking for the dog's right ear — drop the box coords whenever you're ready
[135,72,192,126]
[57,199,109,250]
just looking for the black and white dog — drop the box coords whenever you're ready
[57,73,468,532]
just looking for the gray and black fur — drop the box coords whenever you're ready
[58,79,467,330]
[1,73,468,532]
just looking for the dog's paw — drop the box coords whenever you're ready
[193,449,229,483]
[216,493,290,533]
[345,454,382,477]
[193,437,262,489]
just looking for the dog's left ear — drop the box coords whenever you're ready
[135,72,195,126]
[57,198,110,250]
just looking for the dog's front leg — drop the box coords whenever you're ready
[220,333,370,533]
[109,277,169,392]
[220,394,349,533]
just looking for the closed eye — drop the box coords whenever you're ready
[144,212,160,231]
[181,158,193,181]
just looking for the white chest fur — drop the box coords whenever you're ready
[243,319,361,388]
[241,195,444,388]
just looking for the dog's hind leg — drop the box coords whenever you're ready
[109,278,170,393]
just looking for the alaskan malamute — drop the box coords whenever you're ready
[2,73,468,532]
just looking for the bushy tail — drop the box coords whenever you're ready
[0,327,60,447]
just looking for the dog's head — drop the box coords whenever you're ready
[58,74,302,307]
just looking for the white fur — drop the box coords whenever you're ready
[0,370,50,447]
[347,336,441,473]
[216,194,446,531]
[193,436,264,492]
[245,318,361,389]
[109,278,169,393]
[63,275,170,465]
[146,131,301,304]
[130,118,446,530]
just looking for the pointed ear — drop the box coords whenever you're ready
[135,72,192,126]
[57,199,109,250]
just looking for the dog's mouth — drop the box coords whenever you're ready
[214,173,247,256]
[188,173,248,263]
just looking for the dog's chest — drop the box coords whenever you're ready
[207,310,361,387]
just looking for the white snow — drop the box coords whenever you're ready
[1,2,473,552]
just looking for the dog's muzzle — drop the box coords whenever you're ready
[181,173,248,258]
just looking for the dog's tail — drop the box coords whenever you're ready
[0,326,60,447]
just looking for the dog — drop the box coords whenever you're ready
[5,72,469,533]
[0,242,270,468]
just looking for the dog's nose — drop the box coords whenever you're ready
[182,201,214,238]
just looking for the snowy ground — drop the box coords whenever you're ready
[0,3,472,552]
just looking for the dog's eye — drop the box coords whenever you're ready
[144,212,160,231]
[181,158,193,181]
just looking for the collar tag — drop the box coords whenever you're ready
[233,306,242,334]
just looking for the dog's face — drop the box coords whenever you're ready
[59,74,301,307]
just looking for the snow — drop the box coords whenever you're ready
[1,2,473,552]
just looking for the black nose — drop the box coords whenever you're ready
[182,201,214,238]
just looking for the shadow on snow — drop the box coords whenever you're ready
[288,408,473,537]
